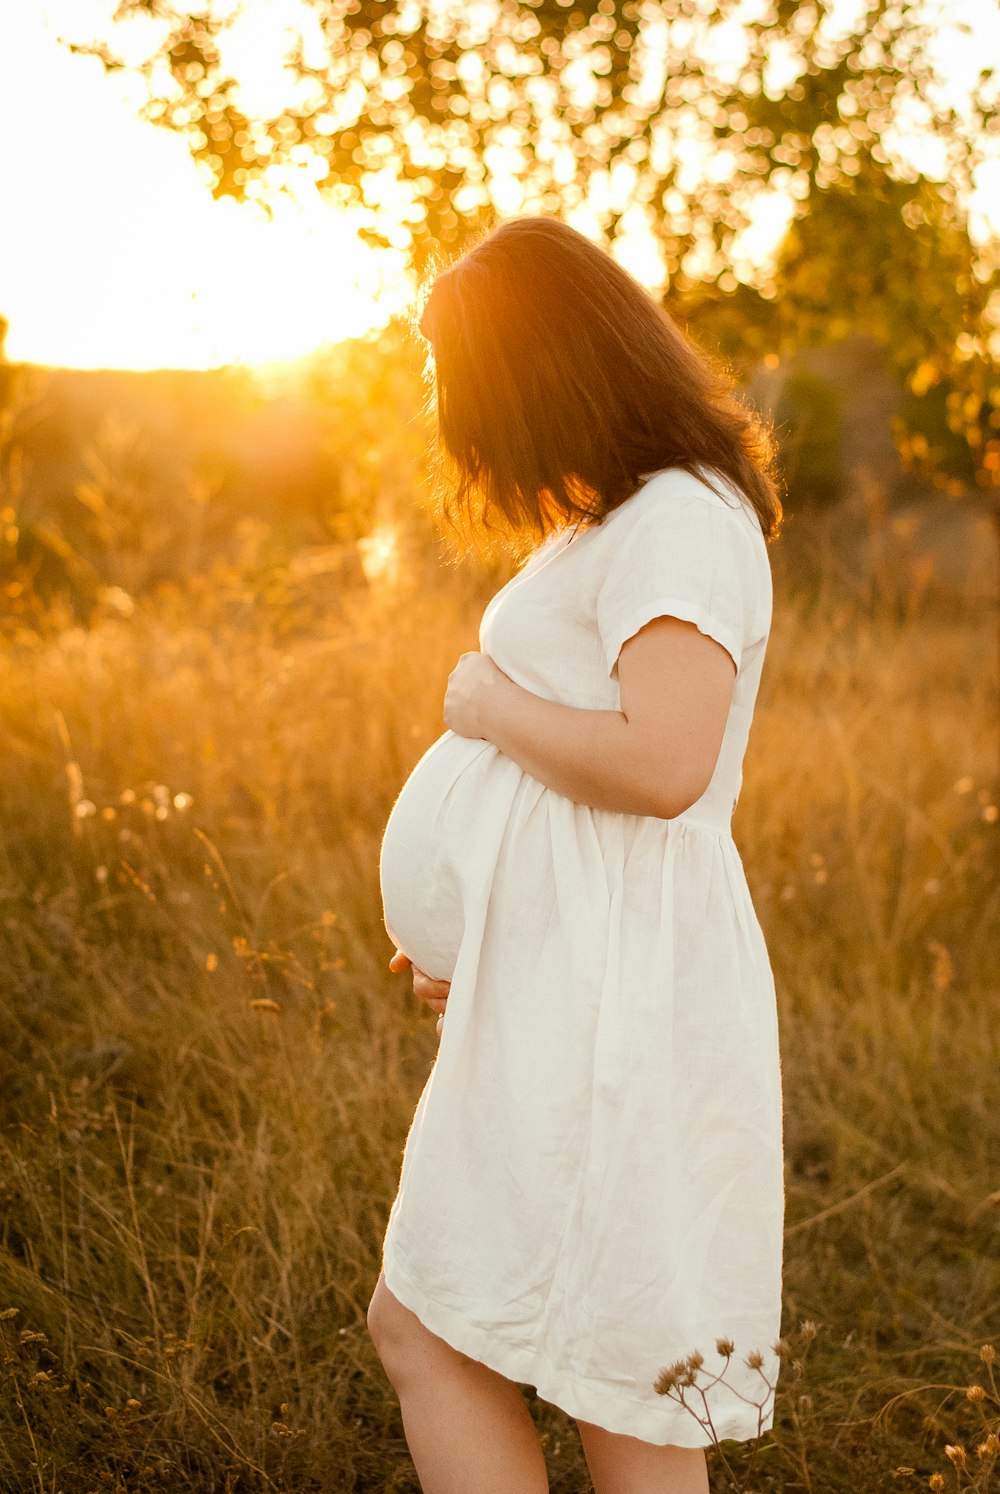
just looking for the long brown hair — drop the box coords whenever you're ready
[412,214,783,562]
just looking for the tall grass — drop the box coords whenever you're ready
[0,429,997,1489]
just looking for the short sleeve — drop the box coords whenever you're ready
[595,489,760,680]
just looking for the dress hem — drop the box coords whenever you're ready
[382,1238,777,1450]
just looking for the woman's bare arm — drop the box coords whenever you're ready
[444,615,737,820]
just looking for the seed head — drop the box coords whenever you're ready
[944,1443,968,1468]
[980,1344,996,1364]
[800,1319,818,1340]
[716,1337,735,1358]
[745,1348,765,1370]
[928,1476,945,1492]
[966,1383,986,1402]
[771,1337,791,1358]
[654,1359,689,1396]
[983,1434,1000,1457]
[686,1350,704,1371]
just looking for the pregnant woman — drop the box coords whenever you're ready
[369,214,786,1494]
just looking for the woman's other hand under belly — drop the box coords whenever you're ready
[389,947,450,1038]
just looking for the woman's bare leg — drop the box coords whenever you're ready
[367,1272,549,1494]
[576,1420,710,1494]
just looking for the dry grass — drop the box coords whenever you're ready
[0,440,998,1490]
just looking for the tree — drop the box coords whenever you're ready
[70,0,998,495]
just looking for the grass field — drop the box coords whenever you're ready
[1,431,998,1491]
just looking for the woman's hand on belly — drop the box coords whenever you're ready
[389,948,450,1038]
[444,651,514,739]
[443,623,736,819]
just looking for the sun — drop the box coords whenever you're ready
[0,4,416,372]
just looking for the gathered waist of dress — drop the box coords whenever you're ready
[586,801,736,842]
[669,807,736,837]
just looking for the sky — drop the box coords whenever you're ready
[0,0,997,371]
[0,1,420,368]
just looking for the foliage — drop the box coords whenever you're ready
[68,1,999,511]
[68,2,990,266]
[0,324,447,636]
[772,365,843,508]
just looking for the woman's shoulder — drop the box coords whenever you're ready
[601,463,763,538]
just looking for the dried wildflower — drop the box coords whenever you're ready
[966,1383,986,1402]
[716,1337,735,1358]
[944,1444,968,1468]
[928,1476,945,1492]
[686,1350,704,1371]
[984,1434,1000,1457]
[980,1344,996,1364]
[800,1320,818,1340]
[772,1337,791,1358]
[163,1339,196,1358]
[745,1348,765,1371]
[654,1358,690,1396]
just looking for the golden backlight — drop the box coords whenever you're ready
[0,2,415,371]
[0,0,996,371]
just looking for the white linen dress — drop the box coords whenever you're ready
[378,463,785,1448]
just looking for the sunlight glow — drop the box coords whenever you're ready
[0,2,412,370]
[357,526,402,587]
[0,0,996,371]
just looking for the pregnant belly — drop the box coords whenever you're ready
[379,731,523,981]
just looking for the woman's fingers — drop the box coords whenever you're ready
[412,969,451,1007]
[388,948,450,1029]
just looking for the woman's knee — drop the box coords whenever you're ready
[367,1273,457,1389]
[367,1273,407,1373]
